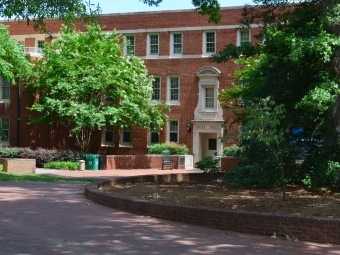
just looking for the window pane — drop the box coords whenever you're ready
[205,88,214,108]
[150,132,159,143]
[169,133,178,142]
[170,120,178,132]
[105,131,113,142]
[123,131,131,143]
[150,35,158,55]
[173,34,182,54]
[1,117,9,141]
[240,30,250,44]
[208,139,217,150]
[152,77,160,100]
[1,78,10,99]
[126,35,135,55]
[206,32,215,53]
[170,77,179,101]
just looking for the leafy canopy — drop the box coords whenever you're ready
[27,24,168,152]
[0,24,31,82]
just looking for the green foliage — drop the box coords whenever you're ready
[195,156,220,173]
[44,161,79,170]
[0,172,94,182]
[27,24,168,152]
[0,147,84,167]
[0,147,19,158]
[0,24,31,82]
[223,145,243,157]
[0,0,100,30]
[148,142,189,155]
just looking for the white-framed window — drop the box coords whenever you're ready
[120,129,132,146]
[168,120,179,143]
[203,31,216,55]
[0,117,9,145]
[148,131,160,146]
[205,87,215,109]
[37,40,45,53]
[237,29,251,46]
[151,77,161,101]
[148,33,159,56]
[0,77,10,100]
[170,32,182,56]
[168,76,180,104]
[125,34,135,56]
[101,125,114,146]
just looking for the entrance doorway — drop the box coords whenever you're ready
[201,133,217,159]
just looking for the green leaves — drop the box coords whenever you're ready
[0,24,31,83]
[27,24,168,152]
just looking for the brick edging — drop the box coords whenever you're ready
[84,173,340,245]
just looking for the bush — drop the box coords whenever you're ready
[223,145,243,157]
[0,147,85,167]
[44,161,79,170]
[0,147,19,158]
[195,156,220,173]
[148,142,189,155]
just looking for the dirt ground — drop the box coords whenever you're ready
[100,180,340,218]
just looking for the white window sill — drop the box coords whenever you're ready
[101,144,115,147]
[168,101,180,106]
[0,99,10,104]
[119,144,132,148]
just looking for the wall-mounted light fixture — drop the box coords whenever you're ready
[186,123,191,132]
[47,31,52,40]
[222,122,228,133]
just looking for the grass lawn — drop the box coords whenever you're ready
[0,172,95,183]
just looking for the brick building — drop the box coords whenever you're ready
[0,6,254,163]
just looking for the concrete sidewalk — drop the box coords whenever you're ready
[0,168,339,254]
[35,167,204,179]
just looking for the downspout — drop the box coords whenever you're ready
[17,78,21,147]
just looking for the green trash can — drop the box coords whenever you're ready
[85,154,100,170]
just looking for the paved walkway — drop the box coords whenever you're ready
[0,169,339,254]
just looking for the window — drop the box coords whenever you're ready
[238,29,251,46]
[148,131,160,145]
[151,77,161,101]
[102,125,114,146]
[168,76,180,104]
[125,35,135,56]
[204,31,215,55]
[168,120,179,143]
[205,87,215,109]
[171,33,182,55]
[120,129,132,146]
[37,40,44,53]
[148,34,159,56]
[0,77,10,100]
[0,117,9,145]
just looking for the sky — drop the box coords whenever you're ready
[92,0,251,14]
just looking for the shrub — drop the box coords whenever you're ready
[0,147,19,158]
[148,142,189,155]
[195,156,220,173]
[223,145,243,157]
[44,161,79,170]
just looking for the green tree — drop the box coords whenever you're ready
[0,24,31,83]
[26,24,168,152]
[0,0,222,28]
[213,0,340,188]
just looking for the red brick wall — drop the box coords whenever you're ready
[0,7,254,154]
[103,155,179,169]
[85,174,340,245]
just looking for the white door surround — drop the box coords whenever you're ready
[191,66,224,164]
